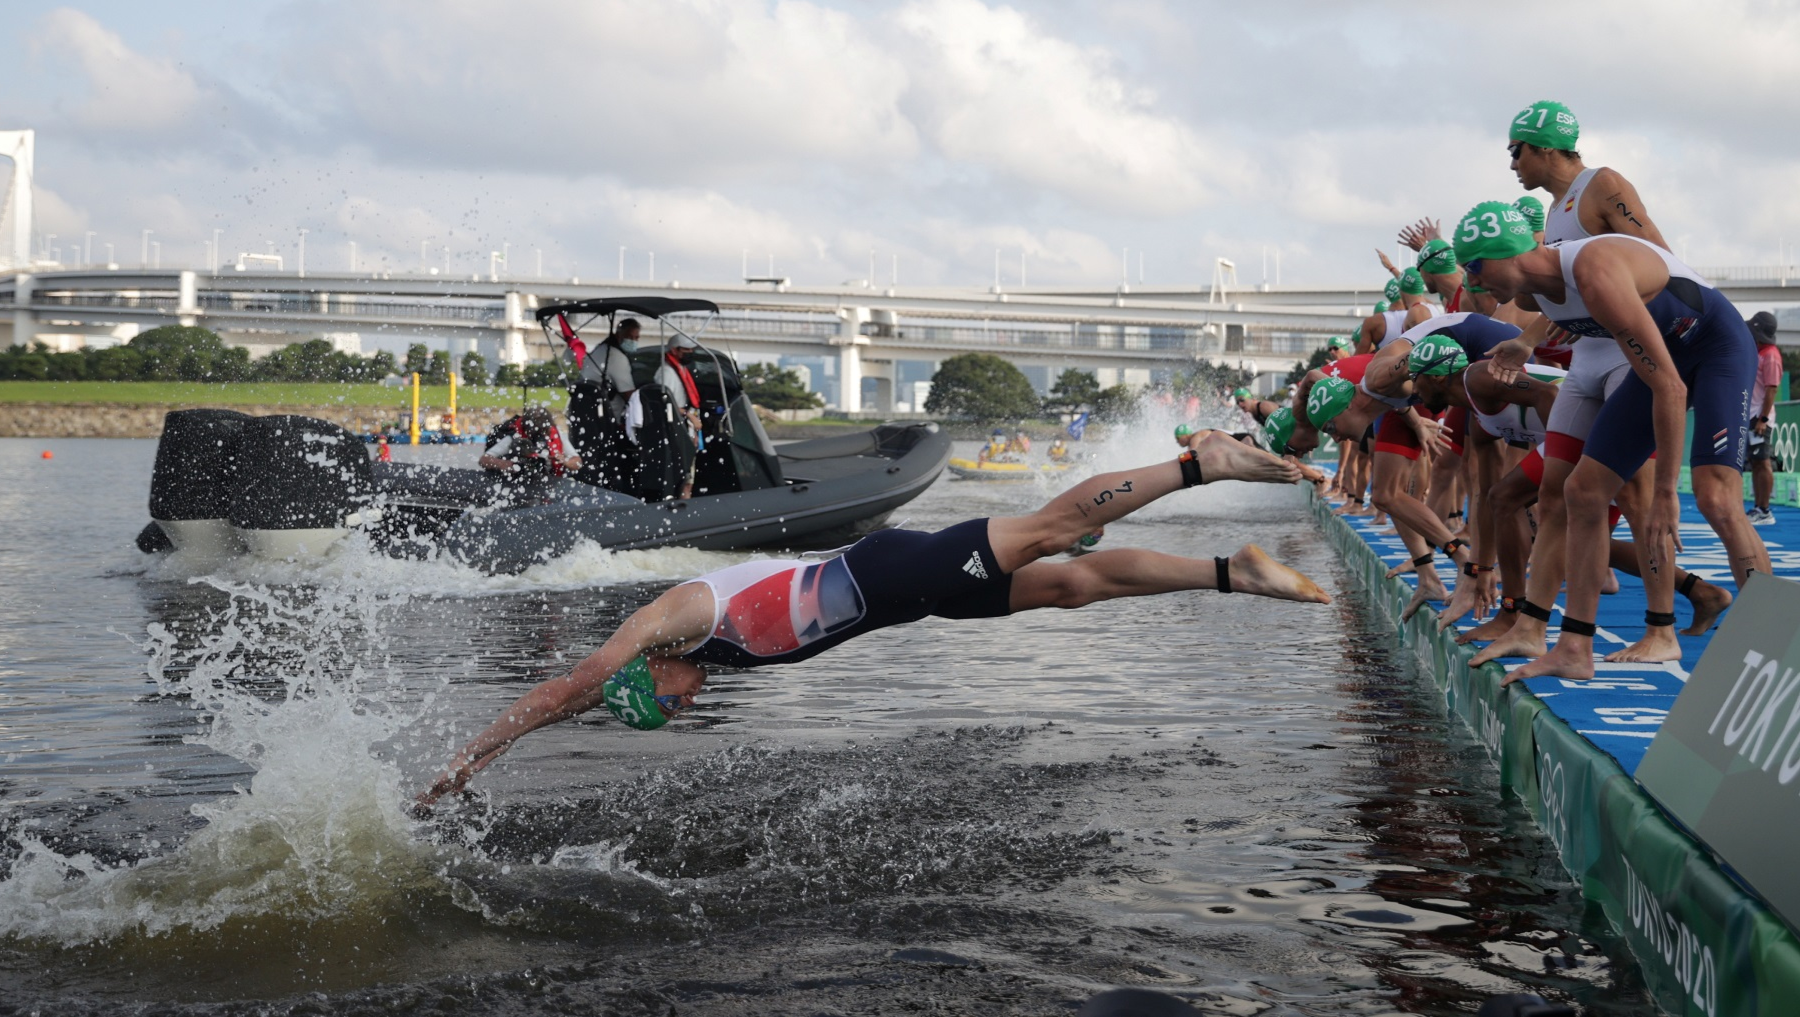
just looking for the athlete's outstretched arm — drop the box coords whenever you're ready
[417,584,714,806]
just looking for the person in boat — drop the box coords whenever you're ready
[1047,437,1071,462]
[561,316,640,489]
[1007,430,1033,455]
[653,333,705,499]
[417,433,1329,805]
[478,407,580,502]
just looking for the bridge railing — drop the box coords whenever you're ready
[1697,265,1800,283]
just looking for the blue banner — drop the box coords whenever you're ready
[1067,412,1089,441]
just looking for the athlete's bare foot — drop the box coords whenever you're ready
[1436,581,1493,632]
[1227,545,1331,604]
[1386,556,1428,580]
[1332,501,1363,516]
[1681,579,1732,635]
[1601,569,1620,595]
[1367,510,1387,523]
[1500,639,1597,685]
[1458,609,1518,645]
[1604,625,1682,663]
[1470,621,1547,666]
[1192,432,1302,485]
[1399,570,1448,621]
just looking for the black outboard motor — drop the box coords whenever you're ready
[228,415,377,559]
[145,408,255,558]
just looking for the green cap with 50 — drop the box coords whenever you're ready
[1407,334,1469,377]
[1513,195,1546,232]
[1306,376,1356,427]
[1453,201,1538,265]
[1509,100,1579,151]
[1416,239,1456,275]
[602,656,669,731]
[1383,277,1402,301]
[1263,407,1296,452]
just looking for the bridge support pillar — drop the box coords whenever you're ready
[11,272,34,349]
[177,271,198,327]
[501,291,530,364]
[833,307,870,412]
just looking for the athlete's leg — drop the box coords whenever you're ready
[1604,539,1733,635]
[1471,451,1574,666]
[986,433,1299,573]
[1459,459,1539,644]
[1693,464,1772,586]
[1606,463,1684,663]
[1003,546,1329,610]
[1504,454,1630,683]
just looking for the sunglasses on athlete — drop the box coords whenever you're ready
[1462,258,1484,277]
[654,694,686,717]
[1508,142,1525,161]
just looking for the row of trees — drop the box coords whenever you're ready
[923,353,1251,423]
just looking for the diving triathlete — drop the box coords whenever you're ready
[1234,387,1280,426]
[1452,201,1770,683]
[418,434,1329,805]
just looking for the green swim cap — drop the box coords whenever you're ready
[1399,267,1426,295]
[1416,239,1456,276]
[1263,407,1296,453]
[1373,299,1390,314]
[1306,376,1356,427]
[1174,423,1194,438]
[1407,334,1469,377]
[1383,278,1401,302]
[1509,100,1579,151]
[1453,201,1538,266]
[1327,335,1352,352]
[602,656,669,731]
[1232,387,1252,401]
[1513,195,1546,233]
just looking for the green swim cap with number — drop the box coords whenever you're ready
[1233,387,1252,401]
[602,655,669,731]
[1407,334,1469,377]
[1306,376,1356,427]
[1453,201,1538,265]
[1373,299,1390,314]
[1327,335,1352,352]
[1416,239,1456,276]
[1513,195,1546,233]
[1509,100,1579,151]
[1263,407,1296,453]
[1399,267,1426,294]
[1383,278,1401,302]
[1174,423,1194,438]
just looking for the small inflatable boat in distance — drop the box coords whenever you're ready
[135,299,952,573]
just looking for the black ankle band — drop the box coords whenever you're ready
[1179,450,1204,488]
[1679,573,1698,597]
[1645,610,1677,627]
[1441,538,1468,557]
[1215,556,1232,594]
[1411,552,1435,568]
[1520,599,1553,623]
[1561,617,1598,637]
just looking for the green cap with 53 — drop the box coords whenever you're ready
[1453,201,1538,265]
[1509,100,1579,151]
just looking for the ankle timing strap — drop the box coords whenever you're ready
[1679,573,1698,597]
[1411,552,1435,568]
[1178,450,1204,488]
[1561,616,1598,637]
[1215,556,1232,594]
[1645,610,1677,627]
[1520,599,1554,623]
[1441,538,1468,558]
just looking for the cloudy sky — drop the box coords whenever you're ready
[4,0,1799,289]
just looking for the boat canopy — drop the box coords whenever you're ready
[533,296,720,323]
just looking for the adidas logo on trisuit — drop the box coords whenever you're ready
[962,552,988,579]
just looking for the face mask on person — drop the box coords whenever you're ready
[618,337,638,352]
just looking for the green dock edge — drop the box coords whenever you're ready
[1309,493,1800,1017]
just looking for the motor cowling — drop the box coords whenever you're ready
[146,409,255,558]
[228,415,376,558]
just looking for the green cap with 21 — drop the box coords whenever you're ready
[1509,100,1579,151]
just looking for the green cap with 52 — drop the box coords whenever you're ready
[1509,100,1579,151]
[1453,201,1538,265]
[1306,376,1356,427]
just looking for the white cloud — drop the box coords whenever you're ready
[892,0,1227,215]
[31,8,207,132]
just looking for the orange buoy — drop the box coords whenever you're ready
[41,450,53,459]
